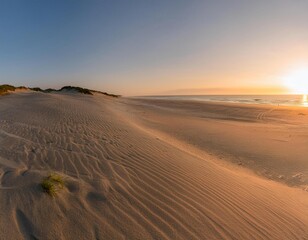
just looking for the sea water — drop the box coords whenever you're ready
[141,95,308,107]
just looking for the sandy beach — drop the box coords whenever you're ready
[1,91,308,239]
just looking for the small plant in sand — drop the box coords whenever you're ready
[41,173,65,197]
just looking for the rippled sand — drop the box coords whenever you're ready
[0,92,307,239]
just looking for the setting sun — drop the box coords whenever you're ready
[283,68,308,94]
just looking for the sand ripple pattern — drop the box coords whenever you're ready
[0,92,307,240]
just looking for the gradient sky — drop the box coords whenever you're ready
[1,0,308,96]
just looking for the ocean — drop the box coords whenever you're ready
[140,94,308,107]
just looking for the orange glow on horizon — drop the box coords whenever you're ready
[303,94,308,107]
[162,86,289,96]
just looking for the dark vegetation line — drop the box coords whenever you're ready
[0,84,120,97]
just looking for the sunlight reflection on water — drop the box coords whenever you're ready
[303,95,308,107]
[145,94,308,107]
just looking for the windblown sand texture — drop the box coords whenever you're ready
[0,92,308,239]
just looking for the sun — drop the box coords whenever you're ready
[283,68,308,94]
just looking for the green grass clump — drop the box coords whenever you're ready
[41,173,65,197]
[0,84,16,95]
[49,173,65,188]
[44,88,57,93]
[41,178,57,197]
[30,87,43,92]
[60,86,93,95]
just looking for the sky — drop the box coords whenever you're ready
[1,0,308,96]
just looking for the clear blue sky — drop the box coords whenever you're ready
[1,0,308,95]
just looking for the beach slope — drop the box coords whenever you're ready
[0,92,307,239]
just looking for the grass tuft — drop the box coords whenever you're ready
[48,173,65,189]
[0,84,16,95]
[41,173,65,197]
[60,86,93,95]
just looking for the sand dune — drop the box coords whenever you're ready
[125,98,308,187]
[0,92,308,239]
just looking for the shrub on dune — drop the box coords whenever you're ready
[30,87,43,92]
[60,86,93,95]
[44,88,57,93]
[0,84,16,95]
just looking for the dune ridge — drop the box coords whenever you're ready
[0,92,307,239]
[0,84,120,97]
